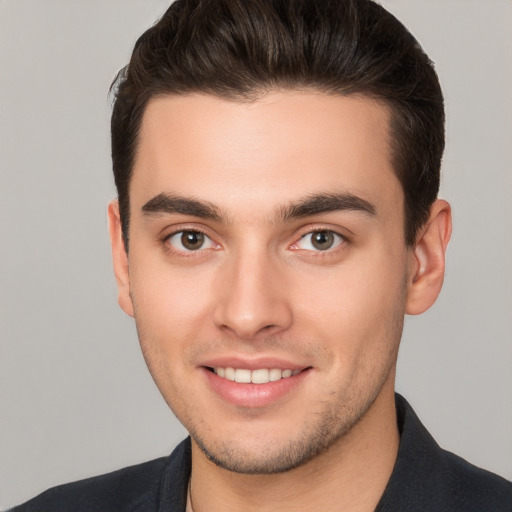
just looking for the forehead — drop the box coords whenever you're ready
[131,91,401,216]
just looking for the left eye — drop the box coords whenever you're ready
[295,230,344,251]
[166,231,216,252]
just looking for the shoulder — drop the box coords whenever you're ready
[8,439,192,512]
[378,395,512,511]
[439,449,512,511]
[8,457,168,512]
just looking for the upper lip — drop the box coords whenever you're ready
[199,356,311,371]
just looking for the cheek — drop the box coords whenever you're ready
[130,255,215,328]
[292,249,408,354]
[128,259,218,383]
[130,268,210,412]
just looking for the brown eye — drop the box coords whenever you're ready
[296,230,343,251]
[166,230,215,252]
[311,231,335,250]
[181,231,205,250]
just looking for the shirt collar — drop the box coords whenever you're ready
[157,393,443,512]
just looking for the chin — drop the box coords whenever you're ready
[189,398,369,474]
[195,436,328,474]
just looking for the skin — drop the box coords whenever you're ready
[109,91,451,511]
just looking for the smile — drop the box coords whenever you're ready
[212,367,301,384]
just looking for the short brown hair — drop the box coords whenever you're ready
[111,0,444,247]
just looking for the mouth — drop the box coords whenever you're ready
[202,360,312,407]
[207,367,302,384]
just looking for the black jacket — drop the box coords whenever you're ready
[10,395,512,511]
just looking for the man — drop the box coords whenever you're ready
[11,0,512,510]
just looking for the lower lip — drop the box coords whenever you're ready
[202,368,310,408]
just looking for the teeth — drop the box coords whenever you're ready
[234,369,251,383]
[224,367,235,381]
[251,369,269,384]
[214,367,299,384]
[269,368,282,381]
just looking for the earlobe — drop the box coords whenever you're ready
[406,199,452,315]
[108,200,134,317]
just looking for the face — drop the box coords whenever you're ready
[113,91,415,473]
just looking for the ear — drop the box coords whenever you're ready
[108,200,134,317]
[406,199,452,315]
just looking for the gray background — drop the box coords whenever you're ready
[1,0,511,508]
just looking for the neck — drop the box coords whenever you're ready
[189,385,399,512]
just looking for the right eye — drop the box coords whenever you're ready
[165,230,216,252]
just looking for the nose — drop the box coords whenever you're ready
[213,249,293,340]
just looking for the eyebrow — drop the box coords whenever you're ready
[142,193,224,222]
[141,191,376,224]
[278,192,376,221]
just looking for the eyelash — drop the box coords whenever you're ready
[162,228,218,256]
[161,227,348,257]
[290,229,347,254]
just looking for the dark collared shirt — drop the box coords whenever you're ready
[11,395,512,511]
